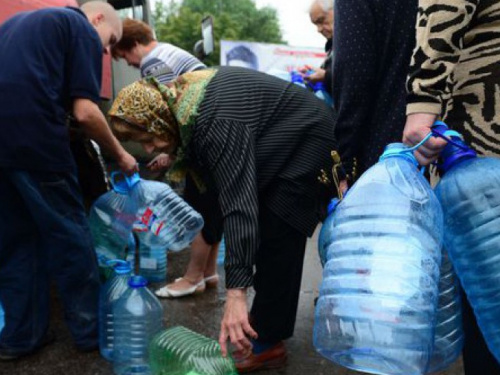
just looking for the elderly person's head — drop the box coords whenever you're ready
[309,0,334,40]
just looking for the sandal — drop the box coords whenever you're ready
[155,277,206,298]
[204,274,219,288]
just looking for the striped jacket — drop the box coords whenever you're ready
[406,0,500,155]
[189,67,337,288]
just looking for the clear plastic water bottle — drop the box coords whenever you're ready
[149,326,238,375]
[217,237,225,266]
[136,230,168,283]
[89,173,141,279]
[428,249,464,373]
[99,260,133,361]
[131,178,204,251]
[317,198,340,268]
[434,127,500,363]
[313,143,443,375]
[312,81,333,107]
[113,276,163,375]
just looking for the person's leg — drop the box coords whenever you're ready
[0,170,49,357]
[12,170,100,350]
[461,288,500,374]
[250,205,307,342]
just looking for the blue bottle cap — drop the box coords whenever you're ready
[110,172,141,194]
[106,259,132,274]
[379,143,419,167]
[128,275,148,288]
[439,132,477,173]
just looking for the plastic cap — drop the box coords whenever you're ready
[379,143,419,167]
[110,172,141,194]
[106,259,132,274]
[128,275,148,288]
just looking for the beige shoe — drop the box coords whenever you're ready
[204,274,219,288]
[155,277,206,298]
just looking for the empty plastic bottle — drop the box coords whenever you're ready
[217,237,225,266]
[317,198,340,267]
[312,81,333,107]
[89,173,141,279]
[149,326,238,375]
[313,143,443,375]
[136,230,168,283]
[427,249,464,373]
[434,127,500,364]
[130,176,204,251]
[113,276,163,375]
[99,260,133,361]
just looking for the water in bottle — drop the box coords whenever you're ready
[99,260,133,361]
[131,178,204,251]
[0,300,4,335]
[434,128,500,363]
[136,230,168,283]
[149,326,238,375]
[427,249,463,373]
[314,143,443,375]
[89,173,141,279]
[317,198,340,267]
[113,276,163,375]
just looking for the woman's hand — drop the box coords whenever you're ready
[218,288,258,357]
[147,153,173,171]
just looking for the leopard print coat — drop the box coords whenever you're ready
[406,0,500,156]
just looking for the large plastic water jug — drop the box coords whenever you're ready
[149,326,237,375]
[99,260,133,361]
[434,127,500,363]
[89,173,140,279]
[317,198,340,267]
[313,143,443,375]
[428,249,463,373]
[113,275,164,375]
[136,230,168,283]
[130,176,204,251]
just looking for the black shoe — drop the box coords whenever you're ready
[0,330,56,361]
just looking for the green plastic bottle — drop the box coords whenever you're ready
[149,326,238,375]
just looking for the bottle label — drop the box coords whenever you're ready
[140,257,158,270]
[133,207,165,235]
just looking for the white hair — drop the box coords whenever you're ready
[310,0,334,12]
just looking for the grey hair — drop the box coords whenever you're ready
[310,0,334,12]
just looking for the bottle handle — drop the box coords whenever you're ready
[110,171,141,194]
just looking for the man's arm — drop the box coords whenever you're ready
[404,0,478,165]
[72,98,138,174]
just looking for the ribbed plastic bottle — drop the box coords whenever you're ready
[434,128,500,364]
[313,81,333,107]
[136,230,168,283]
[427,249,464,373]
[149,326,238,375]
[99,260,133,361]
[131,177,204,251]
[113,276,164,375]
[88,173,141,279]
[317,198,340,268]
[313,143,443,375]
[217,237,225,266]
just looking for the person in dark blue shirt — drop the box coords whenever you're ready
[0,1,138,360]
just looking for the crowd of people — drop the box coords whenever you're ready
[0,0,499,374]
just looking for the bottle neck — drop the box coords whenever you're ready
[440,137,477,174]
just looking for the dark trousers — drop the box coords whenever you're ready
[0,169,100,355]
[461,289,500,374]
[250,205,307,342]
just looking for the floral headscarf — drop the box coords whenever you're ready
[108,69,218,190]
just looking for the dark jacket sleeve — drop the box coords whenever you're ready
[332,0,378,176]
[194,118,259,289]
